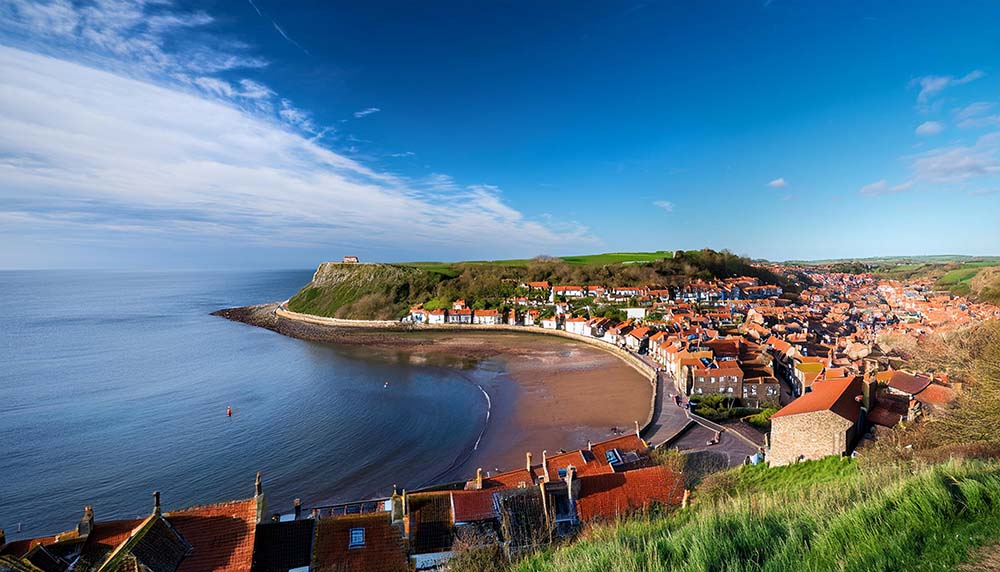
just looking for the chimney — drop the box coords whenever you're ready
[634,420,641,438]
[541,450,550,482]
[475,468,484,490]
[293,498,302,520]
[564,465,577,503]
[254,472,267,524]
[77,505,94,537]
[152,491,161,516]
[525,451,532,471]
[587,440,592,451]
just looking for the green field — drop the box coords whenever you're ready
[405,251,676,269]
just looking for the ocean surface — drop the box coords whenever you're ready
[0,270,489,539]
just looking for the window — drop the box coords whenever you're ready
[349,528,365,548]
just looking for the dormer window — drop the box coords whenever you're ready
[349,527,365,548]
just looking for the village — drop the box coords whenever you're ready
[5,265,998,572]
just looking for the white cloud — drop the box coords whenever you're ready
[653,200,674,212]
[912,70,985,103]
[859,180,888,195]
[858,180,912,196]
[910,132,1000,183]
[0,47,595,256]
[353,107,381,118]
[915,121,944,135]
[953,102,1000,129]
[767,177,787,188]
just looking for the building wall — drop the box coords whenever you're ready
[768,411,853,466]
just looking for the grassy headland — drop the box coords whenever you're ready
[286,249,796,320]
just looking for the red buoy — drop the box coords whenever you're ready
[227,406,232,417]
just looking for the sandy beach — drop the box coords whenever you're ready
[216,303,654,483]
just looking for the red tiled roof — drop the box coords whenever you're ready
[166,498,257,572]
[481,468,535,489]
[915,383,956,405]
[312,513,406,572]
[450,490,496,523]
[575,466,683,522]
[770,376,862,422]
[887,371,932,396]
[868,405,902,427]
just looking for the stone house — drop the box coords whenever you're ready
[768,376,864,466]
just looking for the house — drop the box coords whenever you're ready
[472,309,500,325]
[552,286,586,298]
[427,309,447,325]
[540,316,559,330]
[311,512,407,572]
[625,327,651,352]
[587,317,612,338]
[564,316,590,336]
[452,299,467,311]
[768,376,864,466]
[524,309,540,327]
[688,359,743,397]
[0,475,264,572]
[447,308,472,324]
[343,256,360,264]
[624,308,647,320]
[587,286,607,299]
[409,307,428,324]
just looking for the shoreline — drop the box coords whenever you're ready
[213,302,658,483]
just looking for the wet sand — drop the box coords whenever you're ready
[216,304,653,483]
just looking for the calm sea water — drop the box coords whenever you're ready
[0,270,487,539]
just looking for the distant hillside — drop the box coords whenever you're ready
[286,250,797,320]
[866,259,1000,302]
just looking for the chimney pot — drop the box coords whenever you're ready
[153,491,161,516]
[255,472,263,496]
[293,498,302,520]
[475,467,484,489]
[634,420,641,437]
[525,452,532,471]
[541,450,550,482]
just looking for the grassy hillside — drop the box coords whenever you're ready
[286,250,797,320]
[286,263,446,320]
[516,458,1000,572]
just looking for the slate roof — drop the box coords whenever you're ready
[250,520,314,572]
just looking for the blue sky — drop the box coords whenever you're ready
[1,0,999,269]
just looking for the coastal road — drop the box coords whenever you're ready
[636,354,694,447]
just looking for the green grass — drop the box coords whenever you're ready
[516,458,1000,572]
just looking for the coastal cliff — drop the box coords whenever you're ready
[286,262,444,320]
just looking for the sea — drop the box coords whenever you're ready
[0,270,489,539]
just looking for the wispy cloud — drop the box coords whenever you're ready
[246,0,310,55]
[909,132,1000,184]
[859,180,913,196]
[911,70,985,104]
[389,151,416,158]
[915,121,944,135]
[353,107,381,118]
[0,3,595,262]
[767,177,787,188]
[653,200,674,212]
[954,102,1000,129]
